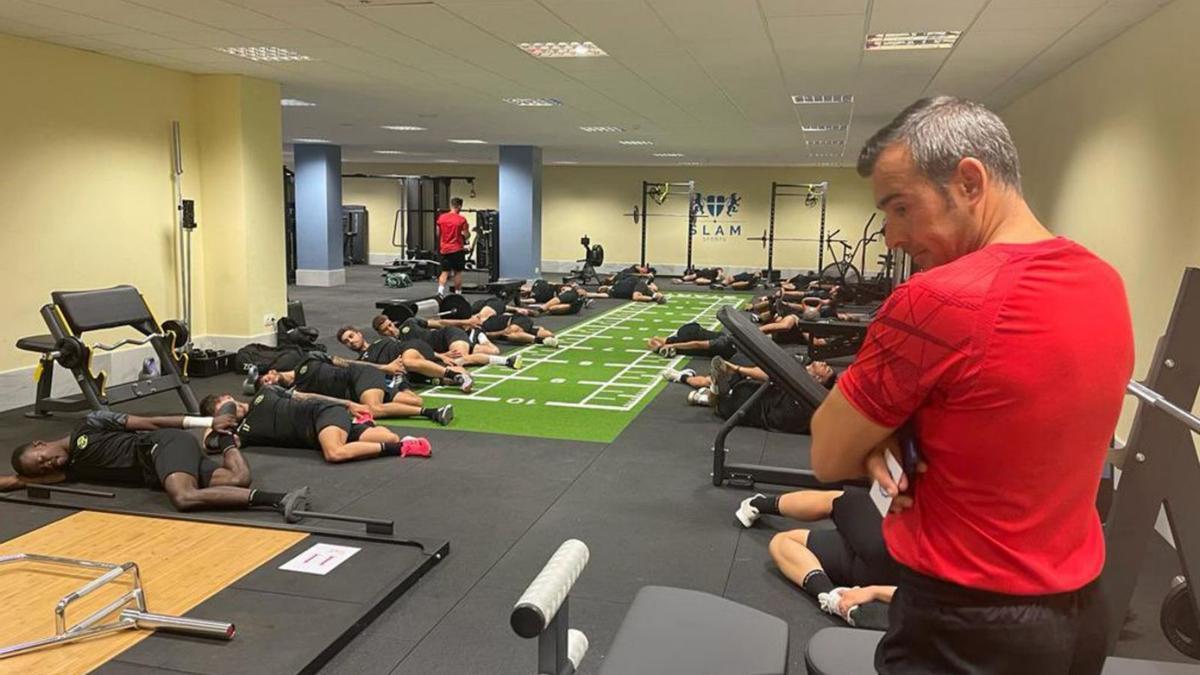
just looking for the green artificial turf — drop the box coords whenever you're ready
[382,291,746,442]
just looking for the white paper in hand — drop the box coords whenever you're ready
[870,452,905,517]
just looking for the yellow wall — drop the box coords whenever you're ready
[1002,0,1200,430]
[0,34,283,373]
[343,163,883,276]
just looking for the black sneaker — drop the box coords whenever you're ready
[433,404,454,426]
[279,486,310,524]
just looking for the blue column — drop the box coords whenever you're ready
[498,145,542,279]
[294,143,344,286]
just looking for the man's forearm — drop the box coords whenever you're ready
[291,391,354,408]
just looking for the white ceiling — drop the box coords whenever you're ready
[0,0,1174,165]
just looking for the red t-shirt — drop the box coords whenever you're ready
[837,237,1133,595]
[436,211,470,254]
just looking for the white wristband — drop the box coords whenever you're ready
[183,416,214,429]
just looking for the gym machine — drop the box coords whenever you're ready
[752,181,828,283]
[15,285,198,416]
[0,553,234,659]
[341,204,368,265]
[804,266,1200,673]
[284,167,297,284]
[624,180,697,269]
[564,235,605,286]
[512,539,788,675]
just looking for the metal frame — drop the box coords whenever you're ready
[639,180,696,269]
[767,181,828,282]
[1101,266,1200,658]
[0,553,233,660]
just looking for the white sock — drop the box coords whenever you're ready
[438,285,446,295]
[487,355,507,365]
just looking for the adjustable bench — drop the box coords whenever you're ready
[512,540,789,675]
[713,306,866,490]
[15,285,198,417]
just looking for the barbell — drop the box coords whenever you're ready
[745,230,824,249]
[376,294,474,324]
[45,320,190,370]
[622,205,700,225]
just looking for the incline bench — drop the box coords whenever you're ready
[15,285,198,417]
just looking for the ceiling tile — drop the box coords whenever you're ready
[760,0,867,18]
[868,0,987,33]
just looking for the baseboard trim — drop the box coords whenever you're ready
[0,331,275,413]
[295,267,347,287]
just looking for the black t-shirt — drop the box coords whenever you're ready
[362,337,405,365]
[293,357,354,399]
[610,276,647,299]
[237,386,338,448]
[531,279,555,303]
[482,313,513,333]
[67,411,152,485]
[398,317,434,346]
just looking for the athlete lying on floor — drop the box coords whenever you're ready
[256,354,453,425]
[201,389,431,464]
[336,327,474,392]
[2,410,308,516]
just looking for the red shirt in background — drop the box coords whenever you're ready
[436,211,470,254]
[837,237,1133,595]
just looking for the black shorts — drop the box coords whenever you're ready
[314,405,357,438]
[876,570,1107,674]
[146,429,219,489]
[556,289,581,307]
[806,488,899,587]
[441,250,467,271]
[432,326,470,353]
[731,272,757,285]
[397,339,436,361]
[668,322,723,343]
[349,365,389,400]
[511,315,536,334]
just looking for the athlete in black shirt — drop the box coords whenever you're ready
[201,388,430,463]
[519,281,592,316]
[387,317,522,370]
[1,410,307,515]
[597,276,665,303]
[373,314,502,356]
[336,328,474,391]
[257,355,453,426]
[468,300,560,347]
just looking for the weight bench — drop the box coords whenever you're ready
[713,306,865,490]
[486,278,526,306]
[512,540,788,675]
[15,285,198,417]
[797,318,869,361]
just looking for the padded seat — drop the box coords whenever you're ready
[805,628,1200,675]
[597,586,788,675]
[16,334,56,353]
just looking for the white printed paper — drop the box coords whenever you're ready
[870,452,905,517]
[279,543,361,575]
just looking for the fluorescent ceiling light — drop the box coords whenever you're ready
[518,41,606,58]
[579,126,624,133]
[448,139,488,144]
[435,159,461,163]
[619,140,654,146]
[806,139,845,146]
[281,98,316,107]
[381,125,427,131]
[292,137,330,143]
[801,123,846,132]
[678,162,703,166]
[553,161,579,165]
[810,153,843,158]
[217,46,311,62]
[791,94,853,105]
[653,153,684,157]
[374,150,409,155]
[865,31,961,51]
[503,97,563,107]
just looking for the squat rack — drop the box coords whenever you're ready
[766,181,828,281]
[638,180,697,269]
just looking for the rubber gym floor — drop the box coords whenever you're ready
[0,264,1191,674]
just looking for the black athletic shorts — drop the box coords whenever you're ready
[441,250,467,272]
[397,339,436,361]
[432,326,470,353]
[806,488,900,587]
[349,365,389,400]
[669,322,723,343]
[731,272,756,284]
[876,569,1107,675]
[314,405,365,440]
[511,315,536,334]
[146,429,219,489]
[557,288,581,307]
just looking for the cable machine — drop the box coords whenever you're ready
[637,180,697,269]
[765,181,827,282]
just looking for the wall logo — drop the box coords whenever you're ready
[691,192,742,240]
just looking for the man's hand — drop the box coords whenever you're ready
[464,316,483,328]
[347,402,372,418]
[212,412,238,435]
[864,436,926,513]
[444,347,466,360]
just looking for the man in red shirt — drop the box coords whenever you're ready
[810,96,1134,673]
[436,197,472,296]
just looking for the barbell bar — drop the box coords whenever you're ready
[43,321,189,370]
[745,230,825,249]
[378,295,475,324]
[621,205,701,225]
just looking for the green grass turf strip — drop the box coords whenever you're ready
[382,291,747,442]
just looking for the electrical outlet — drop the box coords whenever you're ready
[264,313,277,327]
